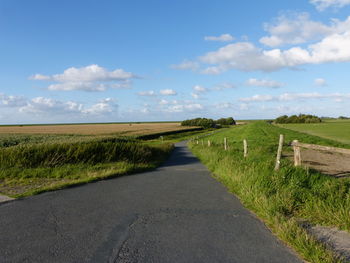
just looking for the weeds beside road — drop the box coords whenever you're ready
[0,128,213,198]
[190,121,350,263]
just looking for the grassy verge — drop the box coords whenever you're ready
[189,121,350,263]
[0,138,173,198]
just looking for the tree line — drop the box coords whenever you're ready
[275,114,322,124]
[181,117,236,128]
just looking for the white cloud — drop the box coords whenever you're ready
[30,64,136,91]
[193,85,207,93]
[240,94,275,102]
[17,96,118,117]
[166,103,204,113]
[170,60,199,71]
[0,94,27,107]
[82,98,118,115]
[310,0,350,10]
[191,93,200,99]
[137,90,156,96]
[213,82,236,90]
[200,66,225,75]
[191,85,207,99]
[314,78,327,86]
[215,102,235,109]
[240,92,350,102]
[204,34,234,42]
[29,74,50,80]
[246,78,285,88]
[199,29,350,72]
[260,13,350,47]
[159,99,169,105]
[160,89,177,95]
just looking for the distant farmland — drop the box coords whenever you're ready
[0,122,196,136]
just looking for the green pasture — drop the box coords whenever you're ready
[278,120,350,144]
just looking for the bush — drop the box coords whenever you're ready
[216,117,236,126]
[181,117,236,128]
[275,114,322,124]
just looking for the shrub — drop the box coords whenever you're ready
[275,114,322,124]
[181,117,236,128]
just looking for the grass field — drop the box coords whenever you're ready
[278,120,350,144]
[190,121,350,263]
[0,122,194,135]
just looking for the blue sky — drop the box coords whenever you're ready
[1,0,350,124]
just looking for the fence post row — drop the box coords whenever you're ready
[274,134,284,171]
[243,139,248,158]
[292,140,302,166]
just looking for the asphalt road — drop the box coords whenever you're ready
[0,141,302,263]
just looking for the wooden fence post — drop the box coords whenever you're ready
[293,140,301,166]
[224,138,227,150]
[196,140,199,145]
[208,140,211,147]
[243,139,248,157]
[274,134,284,170]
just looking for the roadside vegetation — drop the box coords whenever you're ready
[0,137,173,197]
[189,121,350,263]
[0,126,212,198]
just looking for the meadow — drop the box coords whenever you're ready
[278,119,350,144]
[190,121,350,263]
[0,123,206,197]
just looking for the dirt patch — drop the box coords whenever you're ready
[300,222,350,262]
[286,148,350,177]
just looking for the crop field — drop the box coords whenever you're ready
[190,122,350,263]
[278,120,350,144]
[0,122,194,135]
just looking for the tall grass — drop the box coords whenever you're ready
[0,138,167,168]
[190,121,350,262]
[0,136,174,197]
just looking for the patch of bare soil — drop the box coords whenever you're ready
[300,221,350,262]
[286,148,350,177]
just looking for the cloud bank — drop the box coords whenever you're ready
[30,64,136,91]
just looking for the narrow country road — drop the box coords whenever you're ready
[0,142,302,263]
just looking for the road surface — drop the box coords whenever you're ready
[0,141,302,262]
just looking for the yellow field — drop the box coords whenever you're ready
[0,123,196,135]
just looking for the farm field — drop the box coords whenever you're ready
[189,121,350,263]
[278,120,350,144]
[0,122,195,135]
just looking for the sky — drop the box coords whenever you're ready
[1,0,350,124]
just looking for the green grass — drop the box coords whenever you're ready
[0,136,174,197]
[278,120,350,144]
[0,126,214,198]
[189,121,350,263]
